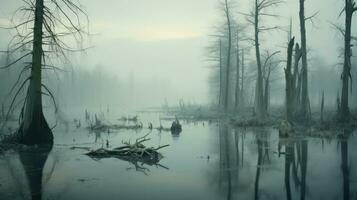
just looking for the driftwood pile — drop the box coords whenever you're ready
[86,134,169,167]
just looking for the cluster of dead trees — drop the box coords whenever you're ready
[285,0,357,124]
[209,0,286,119]
[209,0,357,124]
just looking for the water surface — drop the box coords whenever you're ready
[0,113,356,200]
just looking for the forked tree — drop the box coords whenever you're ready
[246,0,283,119]
[1,0,88,145]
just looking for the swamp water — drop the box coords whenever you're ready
[0,112,357,200]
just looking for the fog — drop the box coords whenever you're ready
[1,0,356,110]
[1,1,357,200]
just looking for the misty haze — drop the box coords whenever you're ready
[0,0,357,200]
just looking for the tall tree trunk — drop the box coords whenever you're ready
[219,39,223,107]
[254,0,265,119]
[299,0,310,121]
[340,0,356,122]
[264,76,270,112]
[293,44,302,111]
[235,39,240,110]
[320,91,324,122]
[19,0,53,145]
[285,38,295,121]
[241,49,245,107]
[224,0,232,111]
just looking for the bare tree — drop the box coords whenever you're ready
[1,0,88,145]
[339,0,357,122]
[246,0,283,119]
[223,0,233,111]
[263,50,280,112]
[285,37,296,121]
[285,33,303,121]
[234,25,247,110]
[219,39,224,106]
[240,49,245,108]
[205,36,224,107]
[298,0,311,122]
[234,31,241,110]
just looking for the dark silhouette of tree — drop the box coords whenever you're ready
[0,0,88,145]
[246,0,283,119]
[223,0,233,111]
[339,0,357,122]
[298,0,311,122]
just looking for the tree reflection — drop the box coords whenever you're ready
[284,140,294,200]
[279,138,308,200]
[19,144,53,200]
[218,125,242,200]
[300,140,307,200]
[254,130,270,200]
[340,130,350,200]
[254,136,263,200]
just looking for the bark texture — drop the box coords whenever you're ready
[19,0,53,145]
[339,0,356,122]
[299,0,310,121]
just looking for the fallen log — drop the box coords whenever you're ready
[117,116,138,122]
[88,122,143,132]
[85,133,169,165]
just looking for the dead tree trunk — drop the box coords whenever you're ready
[264,69,271,112]
[339,0,356,122]
[1,0,87,145]
[285,38,295,121]
[219,39,224,107]
[293,44,302,111]
[321,91,324,122]
[299,0,310,122]
[235,36,240,110]
[224,0,232,111]
[254,0,266,119]
[19,0,53,145]
[285,36,302,122]
[1,103,4,119]
[241,49,245,107]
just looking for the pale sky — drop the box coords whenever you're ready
[0,0,356,107]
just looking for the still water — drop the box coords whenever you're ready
[0,112,356,200]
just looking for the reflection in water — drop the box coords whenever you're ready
[218,125,241,200]
[340,131,350,200]
[219,125,232,200]
[283,139,293,200]
[0,122,356,200]
[171,130,180,140]
[254,130,271,200]
[300,140,307,200]
[254,134,263,200]
[223,126,232,200]
[19,144,53,200]
[280,138,308,200]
